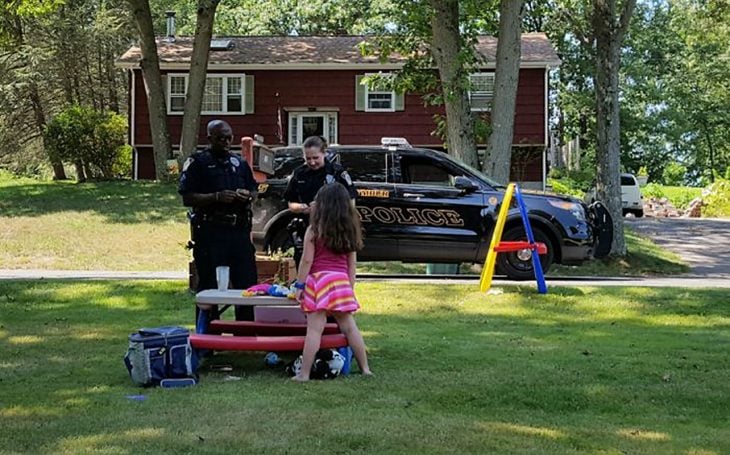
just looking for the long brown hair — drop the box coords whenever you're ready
[310,183,363,254]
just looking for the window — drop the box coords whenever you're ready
[364,73,395,112]
[167,74,247,114]
[355,75,404,112]
[169,76,186,112]
[469,73,495,112]
[621,175,637,186]
[338,150,388,183]
[401,157,455,187]
[288,112,338,146]
[272,148,305,179]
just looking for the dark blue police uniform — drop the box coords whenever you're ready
[283,161,357,204]
[179,148,258,320]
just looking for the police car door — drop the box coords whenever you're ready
[335,148,399,261]
[392,151,486,263]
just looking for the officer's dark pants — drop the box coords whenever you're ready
[193,220,258,321]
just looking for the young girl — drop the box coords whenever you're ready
[292,183,372,381]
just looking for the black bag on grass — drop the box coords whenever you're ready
[123,326,198,387]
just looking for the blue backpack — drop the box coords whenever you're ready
[123,326,198,387]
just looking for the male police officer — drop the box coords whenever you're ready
[283,136,357,265]
[179,120,258,321]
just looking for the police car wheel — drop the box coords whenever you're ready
[496,226,554,280]
[269,227,295,254]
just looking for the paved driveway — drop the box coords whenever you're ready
[626,217,730,277]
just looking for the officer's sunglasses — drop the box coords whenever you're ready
[213,133,233,142]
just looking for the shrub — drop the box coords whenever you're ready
[703,178,730,218]
[662,162,686,186]
[548,178,584,198]
[44,105,129,180]
[642,182,665,199]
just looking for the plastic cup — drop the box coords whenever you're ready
[216,266,230,291]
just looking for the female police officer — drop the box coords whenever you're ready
[283,136,357,265]
[179,119,258,321]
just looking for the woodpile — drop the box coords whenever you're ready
[642,197,703,218]
[643,197,682,217]
[682,198,703,218]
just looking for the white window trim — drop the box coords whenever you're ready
[287,112,338,146]
[364,73,396,113]
[469,72,494,112]
[166,73,247,115]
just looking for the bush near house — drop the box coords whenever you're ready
[44,105,130,180]
[703,177,730,218]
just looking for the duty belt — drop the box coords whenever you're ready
[199,212,250,228]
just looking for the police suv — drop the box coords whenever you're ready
[252,139,612,279]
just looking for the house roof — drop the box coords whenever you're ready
[116,33,560,70]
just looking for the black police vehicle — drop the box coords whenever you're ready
[251,140,612,280]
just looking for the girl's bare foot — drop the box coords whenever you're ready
[291,375,309,382]
[361,369,373,376]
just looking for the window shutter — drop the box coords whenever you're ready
[245,75,254,114]
[355,75,366,111]
[394,92,405,111]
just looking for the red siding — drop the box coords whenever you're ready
[131,67,546,179]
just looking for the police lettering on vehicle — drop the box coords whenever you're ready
[357,189,390,198]
[356,206,465,227]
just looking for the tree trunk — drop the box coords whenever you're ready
[179,0,221,160]
[106,47,120,113]
[75,160,87,183]
[483,0,524,185]
[28,83,67,180]
[128,0,172,180]
[592,0,636,257]
[700,119,716,183]
[428,0,478,168]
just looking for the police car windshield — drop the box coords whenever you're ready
[440,152,506,189]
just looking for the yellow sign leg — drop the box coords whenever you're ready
[480,183,515,292]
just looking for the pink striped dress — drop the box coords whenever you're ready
[301,239,360,314]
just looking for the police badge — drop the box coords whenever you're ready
[229,156,240,167]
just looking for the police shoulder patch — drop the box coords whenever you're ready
[230,156,240,167]
[341,171,353,186]
[182,157,193,172]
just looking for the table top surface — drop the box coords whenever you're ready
[195,289,296,306]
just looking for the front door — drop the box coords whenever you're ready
[288,112,338,145]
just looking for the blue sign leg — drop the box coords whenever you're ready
[514,185,548,294]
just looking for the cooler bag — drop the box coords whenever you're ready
[123,326,198,387]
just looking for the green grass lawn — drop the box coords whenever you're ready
[0,172,189,271]
[1,280,728,454]
[1,172,689,277]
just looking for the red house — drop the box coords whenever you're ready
[116,33,560,186]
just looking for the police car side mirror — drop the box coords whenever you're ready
[454,176,478,193]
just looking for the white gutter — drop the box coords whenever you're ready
[130,69,136,147]
[133,148,139,180]
[114,61,563,71]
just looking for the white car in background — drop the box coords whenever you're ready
[585,173,644,217]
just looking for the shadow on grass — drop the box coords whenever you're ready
[0,180,184,224]
[0,281,728,453]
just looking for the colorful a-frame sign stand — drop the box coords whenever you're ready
[479,183,548,294]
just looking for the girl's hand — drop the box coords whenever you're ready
[295,288,303,302]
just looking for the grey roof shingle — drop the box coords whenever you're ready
[117,33,560,67]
